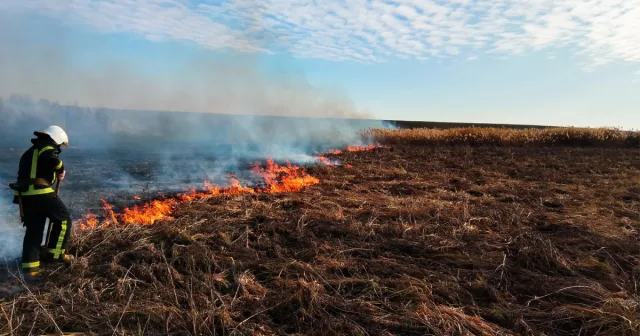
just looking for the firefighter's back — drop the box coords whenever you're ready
[16,145,36,181]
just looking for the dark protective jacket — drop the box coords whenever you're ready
[12,135,65,199]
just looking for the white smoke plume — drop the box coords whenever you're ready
[0,11,371,120]
[0,205,24,262]
[0,10,393,261]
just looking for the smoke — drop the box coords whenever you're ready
[0,148,24,261]
[0,13,391,169]
[0,205,24,262]
[0,54,371,119]
[0,9,391,160]
[0,9,394,261]
[0,10,371,119]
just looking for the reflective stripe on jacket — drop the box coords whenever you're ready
[14,138,65,196]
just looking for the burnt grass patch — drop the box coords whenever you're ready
[1,145,639,335]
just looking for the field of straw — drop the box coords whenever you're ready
[364,126,640,147]
[1,127,639,335]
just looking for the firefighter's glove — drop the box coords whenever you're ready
[57,170,66,182]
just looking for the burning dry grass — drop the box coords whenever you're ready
[76,145,381,230]
[1,139,639,335]
[364,126,640,147]
[77,159,322,229]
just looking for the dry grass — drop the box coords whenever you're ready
[363,126,640,147]
[1,131,639,335]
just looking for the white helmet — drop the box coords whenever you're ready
[38,125,69,146]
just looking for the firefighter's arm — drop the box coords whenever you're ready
[41,149,65,174]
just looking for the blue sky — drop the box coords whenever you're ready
[0,0,639,129]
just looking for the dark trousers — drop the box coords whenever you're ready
[20,194,72,270]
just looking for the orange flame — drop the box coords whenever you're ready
[317,143,385,168]
[78,210,98,230]
[121,199,176,225]
[347,143,387,152]
[323,143,386,156]
[102,200,118,226]
[316,155,339,167]
[251,159,320,193]
[77,159,320,229]
[325,149,344,155]
[76,144,384,229]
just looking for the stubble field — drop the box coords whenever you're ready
[1,127,639,335]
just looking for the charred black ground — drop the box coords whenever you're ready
[1,135,639,335]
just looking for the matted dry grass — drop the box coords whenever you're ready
[1,130,639,335]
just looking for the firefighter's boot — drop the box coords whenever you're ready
[21,266,42,283]
[57,253,74,265]
[41,249,74,266]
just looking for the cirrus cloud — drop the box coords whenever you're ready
[1,0,639,70]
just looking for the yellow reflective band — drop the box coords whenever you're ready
[15,187,55,196]
[22,261,40,269]
[47,248,65,256]
[17,145,57,196]
[55,160,63,170]
[53,220,67,259]
[30,150,38,179]
[22,149,41,196]
[38,146,54,155]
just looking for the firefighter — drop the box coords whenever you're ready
[10,125,74,278]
